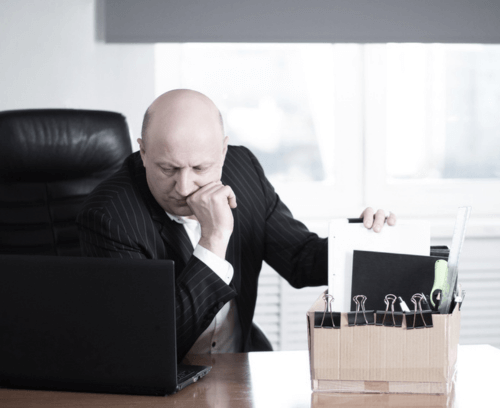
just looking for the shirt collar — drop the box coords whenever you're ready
[165,211,198,226]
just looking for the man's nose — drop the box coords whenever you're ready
[175,169,197,197]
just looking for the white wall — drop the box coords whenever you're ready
[0,0,155,151]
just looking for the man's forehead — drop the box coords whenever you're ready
[152,151,220,169]
[148,126,223,150]
[150,134,223,162]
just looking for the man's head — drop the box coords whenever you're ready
[138,89,228,216]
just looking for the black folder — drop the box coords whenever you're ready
[350,250,448,312]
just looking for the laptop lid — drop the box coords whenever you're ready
[0,255,181,395]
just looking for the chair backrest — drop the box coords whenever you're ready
[0,109,132,256]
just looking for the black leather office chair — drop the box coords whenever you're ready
[0,109,132,256]
[249,321,274,352]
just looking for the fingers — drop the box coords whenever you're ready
[387,212,397,226]
[372,209,386,233]
[188,181,221,200]
[188,181,237,208]
[226,187,237,208]
[360,207,397,232]
[361,207,375,229]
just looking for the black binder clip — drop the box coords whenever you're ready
[406,293,433,329]
[348,295,375,326]
[376,294,404,327]
[314,294,341,329]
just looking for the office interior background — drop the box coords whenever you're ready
[1,0,499,350]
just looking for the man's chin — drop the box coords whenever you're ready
[165,203,193,217]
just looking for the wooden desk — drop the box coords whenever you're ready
[0,345,498,407]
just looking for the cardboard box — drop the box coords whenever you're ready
[307,291,460,394]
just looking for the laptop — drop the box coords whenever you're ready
[0,255,211,395]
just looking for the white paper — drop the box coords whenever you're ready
[328,219,430,312]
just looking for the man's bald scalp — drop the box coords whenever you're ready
[140,90,225,145]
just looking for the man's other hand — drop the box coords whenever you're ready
[187,181,237,259]
[360,208,396,233]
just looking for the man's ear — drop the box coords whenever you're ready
[137,138,146,167]
[222,136,229,162]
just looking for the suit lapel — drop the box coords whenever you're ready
[157,218,194,267]
[221,170,241,295]
[226,206,241,295]
[222,170,247,347]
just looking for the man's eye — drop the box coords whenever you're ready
[194,167,207,172]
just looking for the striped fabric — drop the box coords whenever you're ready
[77,145,328,360]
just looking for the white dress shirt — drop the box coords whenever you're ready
[165,212,242,355]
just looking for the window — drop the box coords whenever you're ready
[155,43,364,219]
[364,44,500,217]
[155,43,500,350]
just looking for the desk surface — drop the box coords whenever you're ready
[0,345,499,407]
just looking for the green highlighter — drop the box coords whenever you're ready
[430,259,449,311]
[434,207,471,314]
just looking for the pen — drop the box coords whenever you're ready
[421,294,432,311]
[348,215,390,224]
[398,297,410,313]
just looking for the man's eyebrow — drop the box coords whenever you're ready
[192,161,214,167]
[155,160,178,167]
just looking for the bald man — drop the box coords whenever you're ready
[77,89,395,361]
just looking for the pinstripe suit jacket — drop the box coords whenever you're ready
[77,145,328,360]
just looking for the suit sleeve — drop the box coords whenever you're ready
[77,206,236,361]
[247,150,328,288]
